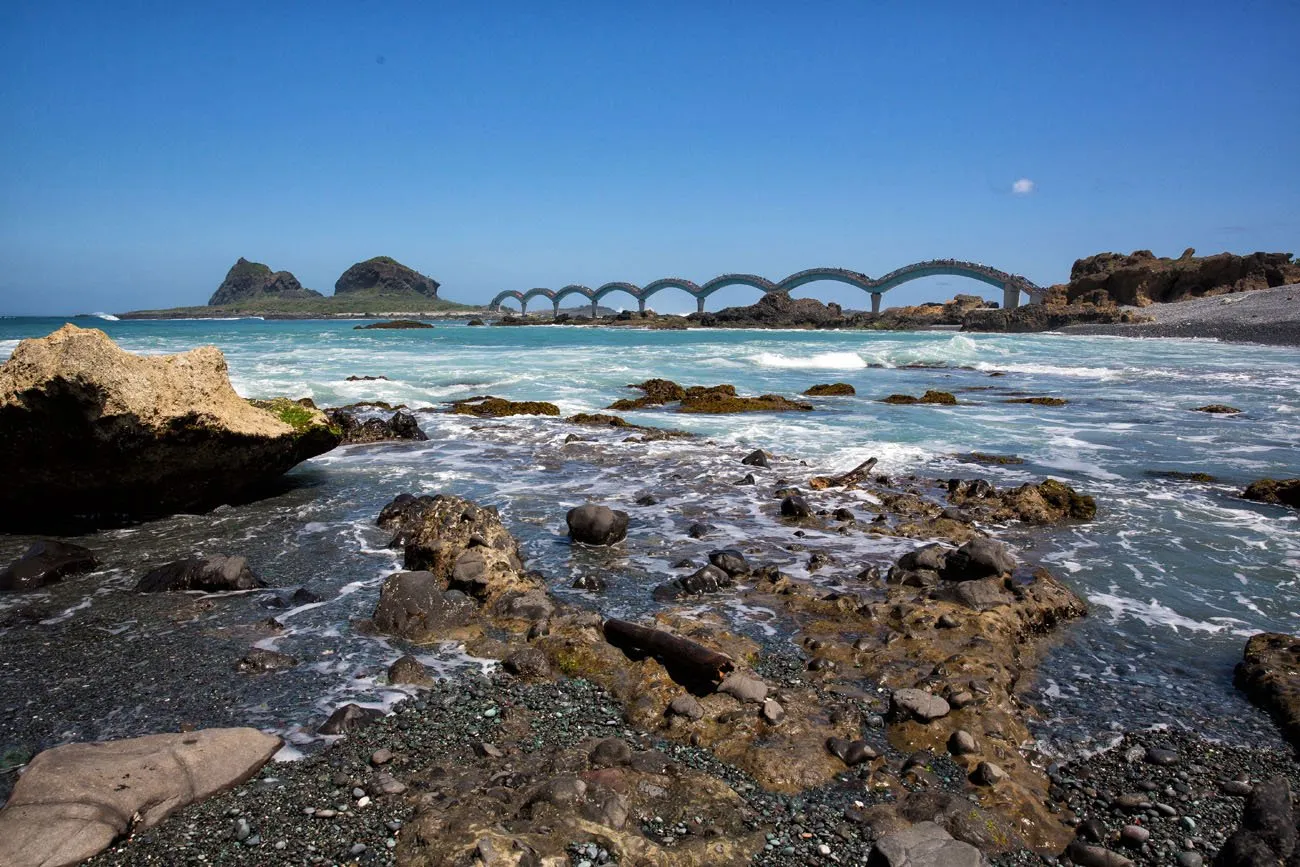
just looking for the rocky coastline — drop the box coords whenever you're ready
[1,328,1297,866]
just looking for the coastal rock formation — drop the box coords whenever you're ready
[804,382,856,396]
[1235,633,1300,751]
[450,396,560,417]
[1064,249,1300,305]
[353,319,434,329]
[326,407,428,444]
[0,728,281,867]
[607,380,811,414]
[0,540,99,592]
[207,257,321,306]
[335,256,440,297]
[1241,478,1300,510]
[567,504,629,546]
[135,555,264,593]
[0,325,340,529]
[882,390,958,406]
[696,292,847,328]
[962,303,1132,333]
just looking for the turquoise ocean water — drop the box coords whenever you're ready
[1,315,1298,757]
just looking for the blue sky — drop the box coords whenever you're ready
[1,0,1297,314]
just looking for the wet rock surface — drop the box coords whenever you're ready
[608,379,812,414]
[449,395,561,417]
[0,540,99,592]
[135,554,265,593]
[1235,633,1300,753]
[1241,478,1300,510]
[326,408,427,445]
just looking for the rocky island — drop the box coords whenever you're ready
[121,256,478,320]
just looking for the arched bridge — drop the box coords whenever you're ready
[489,260,1044,316]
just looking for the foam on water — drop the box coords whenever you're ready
[749,350,868,370]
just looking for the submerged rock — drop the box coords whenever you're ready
[353,319,434,330]
[804,382,856,396]
[1194,404,1242,414]
[0,540,99,592]
[0,325,339,530]
[450,395,560,417]
[1241,478,1300,510]
[881,390,958,406]
[135,555,264,593]
[0,728,280,867]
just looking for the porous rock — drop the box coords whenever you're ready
[0,325,339,529]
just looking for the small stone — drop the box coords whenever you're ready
[1076,818,1107,843]
[718,673,768,703]
[947,730,978,756]
[1220,780,1252,796]
[1177,853,1203,867]
[890,688,950,722]
[356,795,370,807]
[1119,825,1150,848]
[350,843,368,856]
[370,748,394,766]
[668,694,704,720]
[936,613,959,629]
[972,761,1006,786]
[762,700,785,725]
[818,843,832,856]
[313,809,337,819]
[474,742,504,758]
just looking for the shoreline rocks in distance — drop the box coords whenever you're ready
[353,319,434,329]
[0,325,340,531]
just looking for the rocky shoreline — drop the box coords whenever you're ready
[1,330,1298,866]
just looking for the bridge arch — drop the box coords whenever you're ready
[487,260,1043,314]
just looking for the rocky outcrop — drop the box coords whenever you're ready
[0,540,99,592]
[207,258,321,306]
[353,319,434,329]
[962,305,1134,333]
[326,408,427,444]
[335,257,440,297]
[1213,777,1297,867]
[0,325,340,529]
[607,380,811,414]
[0,728,281,867]
[804,382,856,396]
[1241,478,1300,510]
[882,390,958,405]
[1235,633,1300,752]
[1064,249,1300,306]
[695,292,848,328]
[450,396,560,417]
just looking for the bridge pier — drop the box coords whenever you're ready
[552,300,560,317]
[590,300,598,319]
[638,298,646,314]
[696,297,705,314]
[520,300,528,317]
[1027,292,1043,306]
[1001,284,1020,311]
[870,292,882,315]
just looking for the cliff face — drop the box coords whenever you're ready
[334,256,440,297]
[1065,249,1300,305]
[207,258,321,306]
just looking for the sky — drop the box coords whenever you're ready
[1,0,1297,315]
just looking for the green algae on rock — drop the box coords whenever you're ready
[451,396,561,417]
[881,390,958,406]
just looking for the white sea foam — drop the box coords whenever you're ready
[749,350,867,370]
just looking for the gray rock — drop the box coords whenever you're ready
[503,648,551,679]
[708,549,751,577]
[1177,852,1203,867]
[780,495,812,518]
[762,699,785,725]
[1065,841,1135,867]
[898,543,951,573]
[318,704,385,735]
[387,654,433,686]
[741,449,771,468]
[869,820,985,867]
[667,694,704,720]
[718,673,768,703]
[891,688,950,722]
[566,504,629,545]
[589,738,632,768]
[234,648,299,673]
[0,728,281,867]
[947,730,979,756]
[1119,825,1150,848]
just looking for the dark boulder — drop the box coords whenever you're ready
[0,540,99,592]
[804,383,856,396]
[780,495,812,518]
[136,555,264,593]
[654,564,734,600]
[326,408,427,445]
[708,549,751,577]
[566,504,629,546]
[941,538,1016,581]
[741,449,771,467]
[372,571,476,643]
[318,703,386,735]
[1235,633,1300,751]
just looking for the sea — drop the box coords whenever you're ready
[1,315,1298,760]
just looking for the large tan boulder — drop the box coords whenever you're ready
[0,324,339,529]
[0,727,281,867]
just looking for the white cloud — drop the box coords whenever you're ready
[1012,178,1035,195]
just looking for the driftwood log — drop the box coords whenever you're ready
[808,456,878,490]
[602,618,735,690]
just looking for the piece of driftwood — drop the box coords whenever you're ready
[602,618,735,688]
[808,456,878,490]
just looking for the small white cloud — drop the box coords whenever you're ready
[1012,178,1035,195]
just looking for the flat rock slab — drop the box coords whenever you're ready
[0,727,281,867]
[871,820,986,867]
